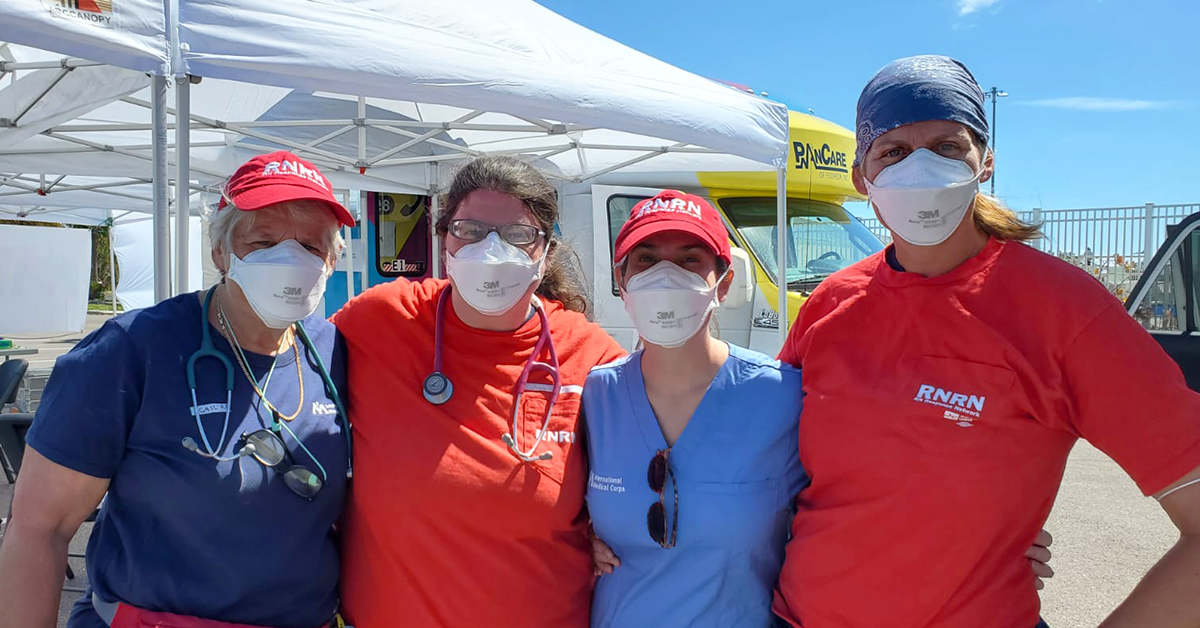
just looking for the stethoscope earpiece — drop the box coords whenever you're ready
[501,434,553,461]
[423,372,454,405]
[181,435,256,461]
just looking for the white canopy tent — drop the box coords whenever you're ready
[0,0,794,338]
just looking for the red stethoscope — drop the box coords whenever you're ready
[423,286,561,462]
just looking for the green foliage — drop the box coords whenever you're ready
[90,225,115,301]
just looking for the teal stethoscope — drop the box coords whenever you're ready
[184,287,353,479]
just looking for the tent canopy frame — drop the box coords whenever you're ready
[0,46,791,339]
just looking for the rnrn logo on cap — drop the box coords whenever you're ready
[613,190,731,265]
[261,159,330,190]
[220,151,354,227]
[632,194,705,221]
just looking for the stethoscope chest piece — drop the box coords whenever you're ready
[423,371,453,405]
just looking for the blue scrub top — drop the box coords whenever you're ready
[584,343,807,628]
[24,292,348,628]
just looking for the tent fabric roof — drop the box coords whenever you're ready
[0,51,780,215]
[0,0,788,166]
[0,2,796,335]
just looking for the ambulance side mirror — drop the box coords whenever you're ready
[721,247,754,310]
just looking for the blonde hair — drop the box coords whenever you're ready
[971,193,1042,243]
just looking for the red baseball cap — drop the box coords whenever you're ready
[219,151,355,227]
[613,190,731,265]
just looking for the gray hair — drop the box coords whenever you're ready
[208,198,346,277]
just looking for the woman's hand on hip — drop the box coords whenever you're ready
[1027,528,1054,590]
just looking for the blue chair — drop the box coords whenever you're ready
[0,358,31,483]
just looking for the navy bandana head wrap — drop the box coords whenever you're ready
[854,55,989,167]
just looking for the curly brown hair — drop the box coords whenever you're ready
[437,156,591,315]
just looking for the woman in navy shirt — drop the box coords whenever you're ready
[0,152,353,628]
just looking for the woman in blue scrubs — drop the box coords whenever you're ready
[585,190,1054,628]
[0,151,352,628]
[584,190,807,628]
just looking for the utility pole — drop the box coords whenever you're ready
[984,86,1008,195]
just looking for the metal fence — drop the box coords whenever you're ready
[859,203,1199,301]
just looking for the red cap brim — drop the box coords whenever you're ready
[613,219,729,266]
[229,183,355,228]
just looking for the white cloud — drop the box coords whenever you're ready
[1021,97,1179,112]
[958,0,1003,16]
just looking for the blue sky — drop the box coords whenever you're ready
[537,0,1196,216]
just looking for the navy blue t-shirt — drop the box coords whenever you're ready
[25,291,348,628]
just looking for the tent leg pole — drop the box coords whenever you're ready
[430,189,440,279]
[344,223,354,303]
[353,192,367,295]
[151,75,170,304]
[343,191,355,303]
[430,163,441,279]
[175,77,191,295]
[776,166,788,345]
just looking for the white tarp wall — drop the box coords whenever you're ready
[0,223,90,334]
[112,214,201,310]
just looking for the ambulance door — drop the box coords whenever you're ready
[589,184,755,352]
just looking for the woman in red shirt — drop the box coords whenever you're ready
[772,55,1200,628]
[332,156,624,628]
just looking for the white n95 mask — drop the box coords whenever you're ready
[227,239,329,329]
[445,232,545,315]
[621,261,724,349]
[865,148,985,246]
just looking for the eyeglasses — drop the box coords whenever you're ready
[647,448,677,548]
[447,219,545,246]
[238,429,324,500]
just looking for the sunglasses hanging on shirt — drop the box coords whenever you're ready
[647,448,678,549]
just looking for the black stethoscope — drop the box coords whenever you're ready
[186,287,354,478]
[423,286,560,462]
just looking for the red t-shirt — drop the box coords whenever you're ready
[333,278,625,628]
[772,238,1200,628]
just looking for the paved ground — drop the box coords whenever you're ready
[4,310,112,372]
[1040,441,1178,627]
[0,314,1183,626]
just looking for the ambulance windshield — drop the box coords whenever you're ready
[720,197,883,293]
